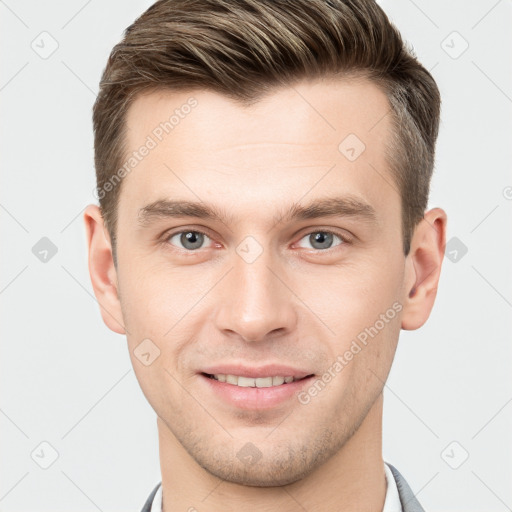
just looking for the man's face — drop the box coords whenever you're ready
[114,78,408,485]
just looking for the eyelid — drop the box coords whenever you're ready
[293,228,352,250]
[162,226,352,253]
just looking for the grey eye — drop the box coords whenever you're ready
[298,231,343,250]
[169,231,208,250]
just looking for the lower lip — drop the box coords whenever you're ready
[199,374,315,410]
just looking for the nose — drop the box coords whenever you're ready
[213,245,298,343]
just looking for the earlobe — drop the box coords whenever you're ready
[401,207,448,330]
[84,204,126,335]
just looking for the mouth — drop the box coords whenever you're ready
[200,371,316,410]
[198,364,316,409]
[201,372,314,388]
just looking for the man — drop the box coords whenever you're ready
[84,0,447,510]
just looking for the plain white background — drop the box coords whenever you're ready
[1,1,511,510]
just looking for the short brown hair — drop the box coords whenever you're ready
[93,0,440,260]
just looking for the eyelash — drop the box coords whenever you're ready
[161,228,351,253]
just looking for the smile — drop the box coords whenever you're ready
[203,373,311,388]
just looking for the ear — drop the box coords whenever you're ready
[83,204,126,335]
[401,207,448,330]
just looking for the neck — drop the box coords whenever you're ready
[158,393,386,512]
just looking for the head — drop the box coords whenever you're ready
[85,0,447,487]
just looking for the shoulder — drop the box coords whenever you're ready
[140,481,162,512]
[386,463,426,512]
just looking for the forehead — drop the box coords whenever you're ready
[119,78,397,225]
[125,77,390,149]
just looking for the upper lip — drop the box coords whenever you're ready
[200,364,314,379]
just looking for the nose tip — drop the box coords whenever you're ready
[213,256,298,344]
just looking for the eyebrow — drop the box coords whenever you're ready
[137,195,378,227]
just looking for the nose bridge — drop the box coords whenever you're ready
[214,240,297,342]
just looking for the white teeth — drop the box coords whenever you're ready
[237,376,255,387]
[256,377,273,388]
[226,374,238,385]
[212,374,301,387]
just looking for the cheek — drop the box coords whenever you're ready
[117,264,203,386]
[311,257,402,333]
[117,258,198,336]
[307,255,403,384]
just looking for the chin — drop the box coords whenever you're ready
[194,442,328,488]
[203,461,312,488]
